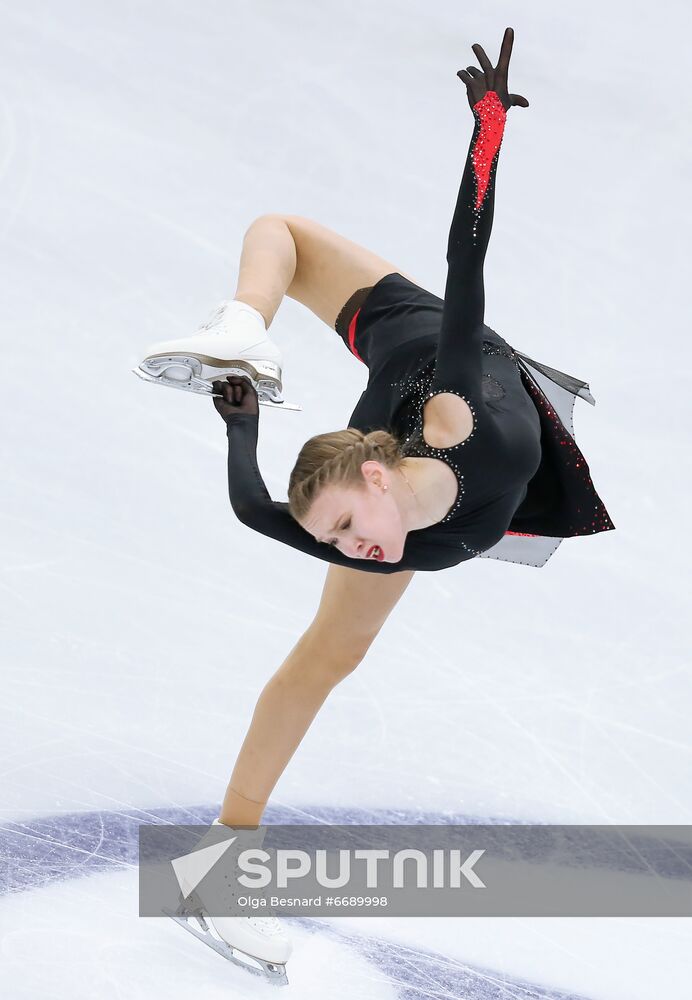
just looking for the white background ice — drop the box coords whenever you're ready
[1,1,690,997]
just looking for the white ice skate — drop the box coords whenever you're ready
[132,299,302,410]
[166,819,293,987]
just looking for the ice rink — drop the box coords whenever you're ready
[1,1,691,996]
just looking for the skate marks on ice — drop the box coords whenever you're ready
[4,801,692,897]
[293,917,591,1000]
[0,867,393,1000]
[2,803,689,1000]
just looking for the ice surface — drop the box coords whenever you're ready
[1,0,691,996]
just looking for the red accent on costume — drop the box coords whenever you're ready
[348,307,365,363]
[472,91,506,212]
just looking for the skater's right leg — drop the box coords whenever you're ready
[236,213,419,330]
[232,215,297,330]
[136,213,414,401]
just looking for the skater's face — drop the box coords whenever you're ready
[300,463,408,564]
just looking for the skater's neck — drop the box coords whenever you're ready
[397,458,457,531]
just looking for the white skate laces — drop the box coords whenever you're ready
[166,819,292,985]
[198,300,268,347]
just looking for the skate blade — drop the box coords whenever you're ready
[138,353,285,404]
[131,366,302,411]
[164,909,289,987]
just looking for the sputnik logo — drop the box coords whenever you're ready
[170,835,237,897]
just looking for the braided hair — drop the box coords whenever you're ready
[287,427,407,523]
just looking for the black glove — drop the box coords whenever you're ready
[212,375,259,422]
[457,27,529,113]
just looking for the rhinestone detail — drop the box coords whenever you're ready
[481,338,517,361]
[398,379,479,525]
[470,91,506,241]
[422,387,478,449]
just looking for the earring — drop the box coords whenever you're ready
[383,484,389,492]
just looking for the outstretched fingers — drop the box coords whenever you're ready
[458,28,529,112]
[470,28,529,110]
[496,26,515,81]
[471,41,494,77]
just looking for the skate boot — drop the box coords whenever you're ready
[168,819,292,987]
[133,300,301,410]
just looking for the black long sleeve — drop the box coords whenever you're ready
[224,414,392,572]
[431,90,507,401]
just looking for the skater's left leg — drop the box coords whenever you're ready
[220,563,416,826]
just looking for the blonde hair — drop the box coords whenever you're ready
[287,427,407,523]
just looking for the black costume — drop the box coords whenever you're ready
[223,91,615,572]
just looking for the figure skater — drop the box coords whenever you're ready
[136,28,615,984]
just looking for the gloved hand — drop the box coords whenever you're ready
[457,27,529,113]
[212,374,260,421]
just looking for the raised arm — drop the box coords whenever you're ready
[431,28,528,397]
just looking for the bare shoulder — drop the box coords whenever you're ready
[422,393,475,448]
